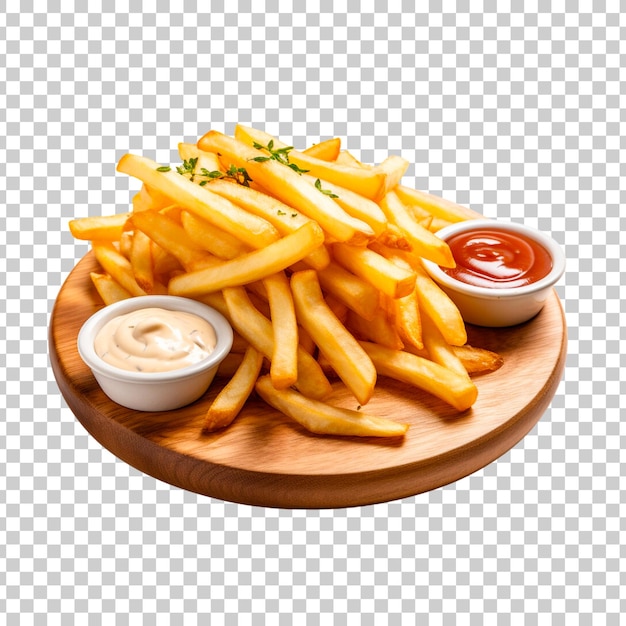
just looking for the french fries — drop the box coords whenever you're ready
[222,286,332,400]
[263,271,299,390]
[69,213,130,241]
[180,210,251,260]
[70,126,504,441]
[452,345,504,375]
[331,243,416,299]
[302,174,388,236]
[395,185,481,223]
[168,221,324,297]
[129,209,215,272]
[92,242,147,297]
[234,125,388,201]
[90,272,131,305]
[197,130,375,244]
[199,178,330,270]
[359,341,478,412]
[255,375,409,438]
[203,345,264,432]
[117,153,281,250]
[379,190,455,267]
[302,137,341,161]
[291,269,377,406]
[307,260,380,321]
[129,230,154,292]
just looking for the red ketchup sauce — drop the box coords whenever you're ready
[442,229,553,289]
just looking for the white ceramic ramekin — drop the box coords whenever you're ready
[422,219,565,327]
[77,295,233,411]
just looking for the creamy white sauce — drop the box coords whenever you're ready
[94,307,217,373]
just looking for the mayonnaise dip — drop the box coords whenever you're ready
[94,307,217,373]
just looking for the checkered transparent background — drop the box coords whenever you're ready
[2,2,625,624]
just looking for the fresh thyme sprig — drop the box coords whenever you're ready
[176,157,199,181]
[249,140,310,175]
[314,178,338,198]
[155,159,252,187]
[199,165,253,187]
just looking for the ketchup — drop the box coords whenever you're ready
[442,229,553,289]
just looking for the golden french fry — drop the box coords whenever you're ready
[117,153,281,250]
[375,224,412,251]
[129,209,216,272]
[379,190,455,268]
[263,271,299,390]
[291,269,377,406]
[407,202,430,220]
[180,210,251,260]
[118,231,133,259]
[418,214,433,230]
[367,252,422,350]
[302,137,341,161]
[359,341,478,412]
[196,291,230,318]
[302,174,388,236]
[324,294,349,325]
[255,375,409,438]
[202,178,330,270]
[150,242,183,282]
[198,130,375,244]
[334,150,367,168]
[371,243,467,347]
[413,261,467,347]
[69,213,130,241]
[244,280,270,312]
[395,185,481,222]
[93,242,147,297]
[234,125,388,201]
[452,345,504,375]
[420,310,469,379]
[169,221,324,297]
[178,142,223,173]
[296,260,379,321]
[391,287,423,352]
[374,155,410,198]
[90,272,132,305]
[203,345,264,432]
[222,286,332,399]
[132,183,173,212]
[331,242,416,299]
[428,217,454,233]
[129,229,154,292]
[346,307,404,351]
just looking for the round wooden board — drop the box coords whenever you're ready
[50,252,567,508]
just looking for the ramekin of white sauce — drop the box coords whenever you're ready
[78,296,233,411]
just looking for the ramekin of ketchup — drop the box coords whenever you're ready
[422,219,565,327]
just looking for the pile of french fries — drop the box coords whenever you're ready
[70,125,503,438]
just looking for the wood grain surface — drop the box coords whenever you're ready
[49,252,567,508]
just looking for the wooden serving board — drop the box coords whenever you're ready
[49,252,567,508]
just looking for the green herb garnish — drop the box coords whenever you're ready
[199,164,253,187]
[249,140,310,175]
[314,178,338,198]
[176,157,199,181]
[157,159,251,187]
